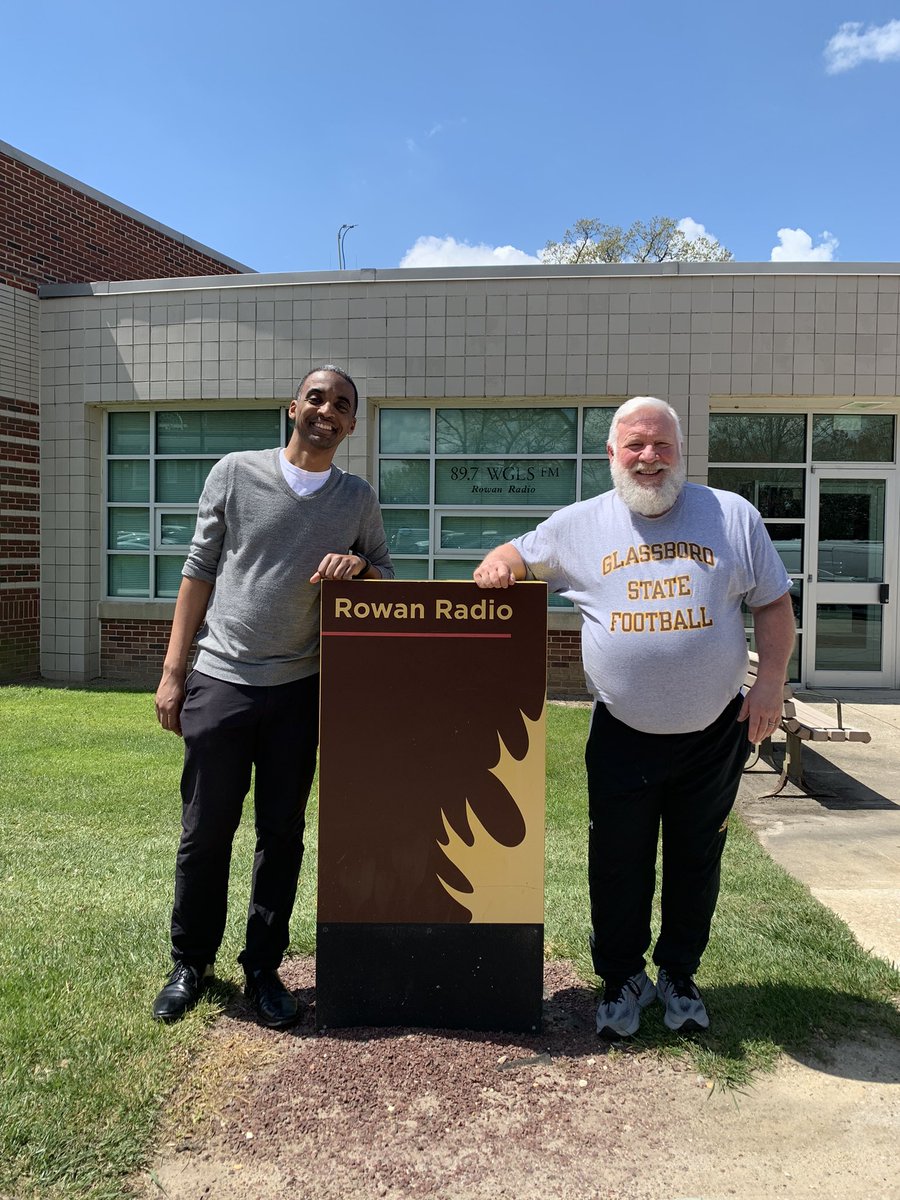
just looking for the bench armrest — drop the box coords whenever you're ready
[795,687,844,730]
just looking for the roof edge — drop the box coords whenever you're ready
[1,140,255,274]
[38,260,900,299]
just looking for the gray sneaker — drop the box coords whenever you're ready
[657,968,710,1033]
[596,969,656,1038]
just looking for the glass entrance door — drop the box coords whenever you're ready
[806,470,897,686]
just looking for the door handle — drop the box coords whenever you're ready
[879,583,890,604]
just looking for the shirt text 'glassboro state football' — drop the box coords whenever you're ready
[511,483,791,735]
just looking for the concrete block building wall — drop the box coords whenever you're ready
[37,263,900,694]
[0,141,250,680]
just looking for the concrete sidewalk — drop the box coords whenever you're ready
[738,688,900,971]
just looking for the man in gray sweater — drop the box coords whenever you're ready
[152,366,393,1027]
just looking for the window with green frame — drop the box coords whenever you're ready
[106,408,285,599]
[708,412,808,680]
[378,404,616,605]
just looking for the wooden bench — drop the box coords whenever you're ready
[743,651,872,796]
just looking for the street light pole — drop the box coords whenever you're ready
[337,223,357,269]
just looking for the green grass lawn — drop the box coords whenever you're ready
[1,686,898,1198]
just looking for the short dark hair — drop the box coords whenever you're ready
[296,365,359,414]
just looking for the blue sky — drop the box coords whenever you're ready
[4,1,900,273]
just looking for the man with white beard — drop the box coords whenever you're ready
[473,396,795,1039]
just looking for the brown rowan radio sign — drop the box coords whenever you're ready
[317,579,548,1032]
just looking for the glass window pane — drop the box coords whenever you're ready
[789,634,801,682]
[743,579,803,628]
[156,460,215,503]
[382,509,430,554]
[435,459,575,506]
[581,459,612,500]
[709,414,806,463]
[108,508,150,551]
[747,630,801,682]
[109,411,150,455]
[787,577,803,626]
[160,513,196,546]
[156,555,187,598]
[108,554,149,597]
[812,414,894,463]
[436,408,577,454]
[815,605,882,671]
[707,468,804,518]
[380,409,430,454]
[109,459,149,502]
[441,515,540,550]
[379,460,430,504]
[764,523,804,575]
[156,410,279,454]
[391,559,429,580]
[434,557,481,580]
[818,479,885,582]
[582,408,615,452]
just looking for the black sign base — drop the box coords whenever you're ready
[315,922,543,1032]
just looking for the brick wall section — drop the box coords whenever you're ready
[0,395,39,678]
[1,147,244,680]
[1,591,39,678]
[101,619,170,685]
[1,149,243,292]
[547,628,589,700]
[101,619,197,687]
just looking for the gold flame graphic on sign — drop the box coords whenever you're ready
[436,706,545,924]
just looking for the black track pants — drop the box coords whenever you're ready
[585,694,748,981]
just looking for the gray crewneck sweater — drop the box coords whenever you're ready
[183,448,393,686]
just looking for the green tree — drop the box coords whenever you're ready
[540,216,733,264]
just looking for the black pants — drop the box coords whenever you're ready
[585,695,748,981]
[171,671,319,971]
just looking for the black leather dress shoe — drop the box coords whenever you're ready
[151,962,210,1023]
[243,967,301,1029]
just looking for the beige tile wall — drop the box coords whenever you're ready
[38,265,900,679]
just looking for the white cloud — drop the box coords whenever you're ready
[770,228,839,262]
[677,217,716,242]
[824,19,900,73]
[399,235,540,268]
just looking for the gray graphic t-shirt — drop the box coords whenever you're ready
[512,483,791,734]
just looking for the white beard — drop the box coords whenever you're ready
[610,456,686,516]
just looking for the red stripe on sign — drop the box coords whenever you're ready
[322,631,513,639]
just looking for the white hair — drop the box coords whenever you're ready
[608,396,684,450]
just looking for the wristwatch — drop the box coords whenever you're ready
[353,552,370,578]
